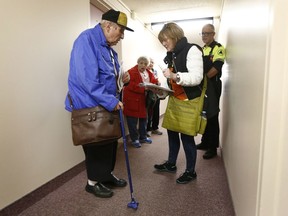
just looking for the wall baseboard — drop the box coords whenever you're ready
[0,162,85,215]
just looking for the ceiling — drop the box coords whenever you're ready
[119,0,224,24]
[92,0,224,44]
[119,0,224,44]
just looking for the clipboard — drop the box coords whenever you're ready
[139,83,174,93]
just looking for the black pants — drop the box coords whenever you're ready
[201,114,220,149]
[147,99,160,131]
[82,141,118,182]
[201,79,222,149]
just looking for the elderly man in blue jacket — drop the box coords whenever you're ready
[65,9,133,198]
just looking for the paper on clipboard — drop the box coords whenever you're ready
[139,83,174,93]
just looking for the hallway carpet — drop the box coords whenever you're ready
[1,128,235,216]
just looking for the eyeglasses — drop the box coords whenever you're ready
[200,32,214,36]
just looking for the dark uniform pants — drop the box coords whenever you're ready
[201,79,222,149]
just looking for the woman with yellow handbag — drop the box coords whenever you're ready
[154,22,205,184]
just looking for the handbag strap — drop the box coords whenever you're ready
[200,75,208,99]
[198,75,207,111]
[110,50,121,98]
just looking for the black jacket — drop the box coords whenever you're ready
[164,37,202,100]
[164,37,219,118]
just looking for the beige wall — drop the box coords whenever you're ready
[0,0,165,210]
[259,1,288,215]
[219,0,288,215]
[0,0,89,209]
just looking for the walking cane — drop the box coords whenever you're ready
[119,108,139,209]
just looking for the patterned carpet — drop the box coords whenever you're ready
[1,127,235,216]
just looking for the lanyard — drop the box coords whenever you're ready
[110,50,120,98]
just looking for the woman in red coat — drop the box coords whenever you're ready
[123,56,158,148]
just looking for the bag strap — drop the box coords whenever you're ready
[110,50,120,98]
[198,75,207,112]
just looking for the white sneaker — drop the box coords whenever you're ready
[147,131,152,137]
[152,129,163,135]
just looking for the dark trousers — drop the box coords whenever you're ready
[82,141,118,182]
[201,114,220,149]
[167,130,197,172]
[126,116,147,141]
[201,79,222,149]
[147,99,160,131]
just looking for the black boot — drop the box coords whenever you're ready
[196,142,209,150]
[203,148,217,159]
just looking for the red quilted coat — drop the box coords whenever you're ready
[123,65,158,118]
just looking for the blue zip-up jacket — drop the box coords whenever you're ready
[65,24,120,112]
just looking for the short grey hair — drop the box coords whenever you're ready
[203,24,215,32]
[137,56,149,64]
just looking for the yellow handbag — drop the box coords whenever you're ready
[162,76,207,136]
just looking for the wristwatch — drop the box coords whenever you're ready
[176,73,180,82]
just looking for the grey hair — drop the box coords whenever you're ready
[137,56,149,64]
[203,24,215,32]
[100,20,117,29]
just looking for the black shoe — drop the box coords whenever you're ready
[203,149,217,159]
[103,174,127,187]
[196,142,209,150]
[154,161,177,173]
[85,183,113,198]
[176,170,197,184]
